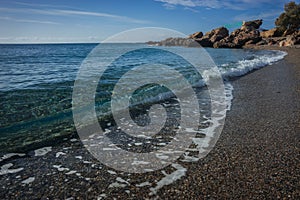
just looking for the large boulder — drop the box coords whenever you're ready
[197,27,229,47]
[210,27,229,43]
[213,40,240,48]
[241,19,263,31]
[260,28,282,38]
[255,39,268,46]
[214,20,262,48]
[279,31,300,46]
[197,37,213,47]
[233,30,262,46]
[264,37,285,46]
[282,28,296,37]
[214,19,262,48]
[189,31,203,39]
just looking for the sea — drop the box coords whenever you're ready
[0,43,287,153]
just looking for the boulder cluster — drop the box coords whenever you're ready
[147,19,300,48]
[213,20,262,48]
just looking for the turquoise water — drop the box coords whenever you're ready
[0,43,286,152]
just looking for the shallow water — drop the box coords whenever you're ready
[0,43,286,152]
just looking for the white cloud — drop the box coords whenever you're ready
[53,9,148,24]
[0,7,149,24]
[0,16,60,25]
[156,0,221,9]
[11,1,72,9]
[155,0,280,10]
[183,7,199,13]
[162,3,177,10]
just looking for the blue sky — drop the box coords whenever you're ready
[0,0,298,43]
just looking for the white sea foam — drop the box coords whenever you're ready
[107,170,117,175]
[75,156,83,160]
[136,181,151,187]
[34,147,52,156]
[177,82,233,163]
[21,177,35,184]
[97,194,107,199]
[66,170,77,175]
[116,177,129,185]
[149,163,187,195]
[132,160,150,165]
[0,163,24,175]
[220,50,287,80]
[53,165,69,172]
[181,152,200,162]
[178,51,287,162]
[0,153,25,162]
[108,182,127,188]
[55,152,66,158]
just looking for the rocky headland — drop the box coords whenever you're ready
[147,19,300,48]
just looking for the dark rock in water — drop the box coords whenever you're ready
[147,37,199,47]
[185,39,202,47]
[189,31,203,39]
[146,41,159,46]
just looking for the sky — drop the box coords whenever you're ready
[0,0,298,43]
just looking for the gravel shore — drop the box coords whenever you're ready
[0,46,299,199]
[156,46,300,199]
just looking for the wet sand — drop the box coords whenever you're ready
[0,46,299,199]
[156,46,300,199]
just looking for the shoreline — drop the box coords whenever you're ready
[0,46,299,199]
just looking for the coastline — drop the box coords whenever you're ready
[0,46,299,199]
[156,45,300,198]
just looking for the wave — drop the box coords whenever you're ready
[219,50,287,80]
